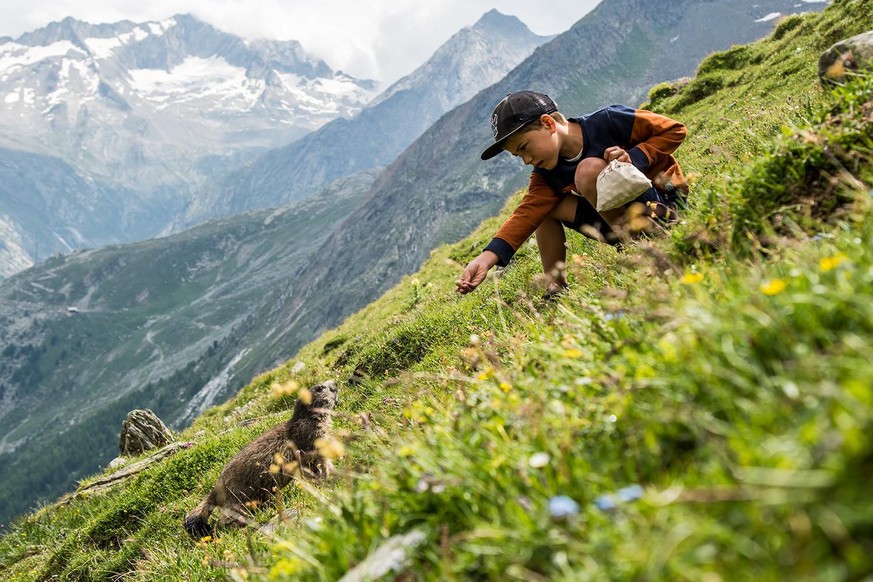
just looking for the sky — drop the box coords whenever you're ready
[0,0,602,85]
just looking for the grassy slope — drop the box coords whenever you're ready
[2,1,873,579]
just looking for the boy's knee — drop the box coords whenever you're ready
[574,157,607,205]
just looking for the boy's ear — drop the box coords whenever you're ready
[541,114,556,131]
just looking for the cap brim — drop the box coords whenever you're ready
[480,118,533,160]
[480,139,507,160]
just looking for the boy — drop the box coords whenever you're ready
[455,90,688,295]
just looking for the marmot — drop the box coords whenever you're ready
[183,380,338,537]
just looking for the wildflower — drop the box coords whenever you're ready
[271,558,301,577]
[563,349,583,358]
[819,253,847,272]
[681,272,704,284]
[315,436,346,460]
[499,382,512,392]
[616,484,644,502]
[760,278,787,295]
[593,484,644,512]
[593,495,616,512]
[548,495,580,519]
[528,452,551,468]
[272,380,299,398]
[477,368,494,381]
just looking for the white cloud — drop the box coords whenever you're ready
[0,0,601,84]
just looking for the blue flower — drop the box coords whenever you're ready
[548,495,580,519]
[593,495,617,512]
[593,484,644,512]
[617,484,644,502]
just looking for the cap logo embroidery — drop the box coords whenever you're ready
[491,112,499,139]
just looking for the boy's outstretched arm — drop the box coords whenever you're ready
[456,251,499,294]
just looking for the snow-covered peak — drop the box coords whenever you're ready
[0,14,378,193]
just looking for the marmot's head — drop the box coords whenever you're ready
[307,380,339,411]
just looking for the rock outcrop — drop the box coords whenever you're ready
[119,409,175,456]
[819,30,873,86]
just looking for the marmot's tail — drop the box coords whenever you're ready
[183,493,215,538]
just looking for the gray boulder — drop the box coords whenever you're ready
[819,30,873,86]
[119,409,174,456]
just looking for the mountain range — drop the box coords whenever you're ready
[0,0,828,526]
[0,14,377,277]
[181,9,551,225]
[0,10,549,278]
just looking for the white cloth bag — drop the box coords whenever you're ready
[594,160,653,212]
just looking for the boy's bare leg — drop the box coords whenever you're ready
[537,194,584,292]
[535,216,567,291]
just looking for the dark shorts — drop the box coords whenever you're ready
[561,187,682,246]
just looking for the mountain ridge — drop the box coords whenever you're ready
[182,9,552,225]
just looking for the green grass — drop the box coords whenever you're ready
[2,1,873,579]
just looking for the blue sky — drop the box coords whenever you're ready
[0,0,601,84]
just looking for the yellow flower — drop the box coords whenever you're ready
[563,349,583,358]
[315,436,346,460]
[499,382,512,393]
[271,558,301,577]
[819,253,847,272]
[272,380,299,398]
[477,368,494,381]
[760,278,787,295]
[681,272,704,284]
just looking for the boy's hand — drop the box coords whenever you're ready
[604,146,630,163]
[456,251,499,294]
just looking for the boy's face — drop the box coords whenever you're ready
[502,115,560,170]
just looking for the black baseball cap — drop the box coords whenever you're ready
[480,90,558,160]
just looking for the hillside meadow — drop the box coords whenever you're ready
[2,0,873,579]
